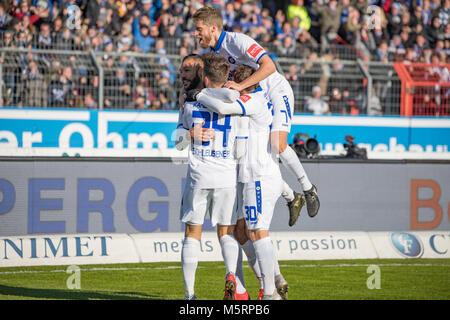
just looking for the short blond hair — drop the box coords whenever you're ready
[193,6,223,30]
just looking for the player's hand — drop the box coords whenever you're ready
[189,122,215,142]
[224,81,243,92]
[186,89,201,102]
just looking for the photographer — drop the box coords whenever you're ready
[343,135,367,159]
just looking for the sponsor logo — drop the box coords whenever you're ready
[239,95,251,103]
[246,43,263,58]
[228,56,236,64]
[390,232,423,258]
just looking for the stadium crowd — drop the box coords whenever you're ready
[0,0,448,111]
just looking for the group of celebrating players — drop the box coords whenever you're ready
[175,5,320,300]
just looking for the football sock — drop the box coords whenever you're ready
[281,181,295,202]
[235,247,247,294]
[181,237,200,298]
[219,234,240,275]
[279,146,313,192]
[273,250,281,277]
[241,240,263,288]
[253,237,276,296]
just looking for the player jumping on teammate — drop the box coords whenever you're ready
[192,6,319,224]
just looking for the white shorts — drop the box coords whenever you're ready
[241,175,283,230]
[180,184,238,227]
[266,79,294,133]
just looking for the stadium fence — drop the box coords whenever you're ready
[0,47,447,116]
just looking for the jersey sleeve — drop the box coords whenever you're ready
[235,94,261,116]
[233,33,267,65]
[197,91,243,115]
[175,106,190,151]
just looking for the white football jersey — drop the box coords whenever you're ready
[200,31,287,92]
[233,87,281,182]
[181,100,241,189]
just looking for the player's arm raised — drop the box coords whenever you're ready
[188,89,243,115]
[224,54,276,92]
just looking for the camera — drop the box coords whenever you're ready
[343,135,367,159]
[291,133,320,159]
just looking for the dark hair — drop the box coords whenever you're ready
[231,65,259,92]
[201,52,229,86]
[181,53,203,65]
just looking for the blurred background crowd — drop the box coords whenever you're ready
[0,0,448,113]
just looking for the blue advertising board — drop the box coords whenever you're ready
[0,108,449,157]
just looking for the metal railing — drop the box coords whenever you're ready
[0,47,409,115]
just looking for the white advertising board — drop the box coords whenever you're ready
[1,231,449,267]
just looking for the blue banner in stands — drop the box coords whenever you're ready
[0,108,449,158]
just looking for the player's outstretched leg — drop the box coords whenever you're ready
[281,181,306,226]
[304,184,320,217]
[275,131,320,218]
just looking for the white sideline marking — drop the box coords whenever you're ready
[0,263,448,275]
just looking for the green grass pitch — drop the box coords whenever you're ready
[0,259,449,300]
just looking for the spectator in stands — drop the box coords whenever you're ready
[35,22,52,49]
[138,0,161,25]
[329,87,347,114]
[387,2,403,36]
[133,14,155,53]
[134,76,156,109]
[367,87,382,115]
[312,0,348,53]
[148,24,160,43]
[1,29,14,47]
[344,6,361,44]
[155,69,176,110]
[20,59,47,107]
[285,63,300,98]
[342,88,359,115]
[372,25,390,48]
[0,0,447,112]
[11,1,40,25]
[426,16,445,48]
[388,34,406,59]
[177,32,196,54]
[276,34,297,57]
[355,19,377,61]
[116,21,134,50]
[413,33,430,61]
[49,65,75,108]
[222,2,235,31]
[437,0,449,26]
[273,9,286,39]
[155,38,176,84]
[305,86,330,115]
[83,92,97,109]
[113,67,133,108]
[297,29,319,59]
[400,28,414,49]
[287,0,311,31]
[235,2,261,34]
[0,4,12,31]
[375,40,390,62]
[257,14,275,42]
[33,0,53,29]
